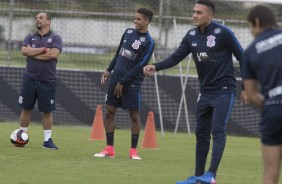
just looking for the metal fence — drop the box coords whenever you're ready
[0,0,281,136]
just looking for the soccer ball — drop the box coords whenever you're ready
[10,129,29,147]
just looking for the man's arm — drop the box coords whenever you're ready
[21,45,46,57]
[118,38,155,85]
[224,27,249,104]
[34,48,61,61]
[154,34,191,71]
[106,31,126,73]
[244,79,264,108]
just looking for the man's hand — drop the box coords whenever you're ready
[101,71,110,84]
[143,65,156,76]
[240,90,249,105]
[114,83,123,98]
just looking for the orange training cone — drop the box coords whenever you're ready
[141,111,158,148]
[89,105,105,140]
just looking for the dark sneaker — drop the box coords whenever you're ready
[42,138,58,150]
[176,176,197,184]
[195,171,216,184]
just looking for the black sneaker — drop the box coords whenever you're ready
[42,138,58,150]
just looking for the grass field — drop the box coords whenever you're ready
[0,50,199,75]
[0,122,263,184]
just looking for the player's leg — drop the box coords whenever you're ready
[94,104,117,158]
[260,104,282,184]
[105,104,117,145]
[262,145,282,184]
[19,74,37,132]
[38,81,58,150]
[129,109,141,160]
[209,93,234,173]
[94,73,120,157]
[20,109,32,131]
[176,93,212,184]
[123,84,141,159]
[196,92,234,184]
[195,93,213,176]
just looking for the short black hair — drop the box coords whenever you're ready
[46,13,51,21]
[247,5,277,28]
[196,0,215,14]
[136,8,153,23]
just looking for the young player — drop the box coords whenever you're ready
[143,0,248,183]
[243,5,282,184]
[94,8,154,160]
[19,12,62,149]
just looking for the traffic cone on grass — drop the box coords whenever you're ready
[141,111,158,148]
[89,105,105,140]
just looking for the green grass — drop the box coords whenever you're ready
[0,50,198,75]
[0,122,263,184]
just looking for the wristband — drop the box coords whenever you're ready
[42,47,47,54]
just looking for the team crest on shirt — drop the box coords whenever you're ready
[207,35,216,47]
[127,30,133,34]
[47,38,53,43]
[132,40,141,50]
[140,37,146,42]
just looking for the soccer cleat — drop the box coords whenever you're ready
[94,145,115,158]
[129,148,141,160]
[195,171,216,184]
[176,176,197,184]
[42,138,58,150]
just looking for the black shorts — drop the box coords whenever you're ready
[260,103,282,145]
[19,74,56,112]
[105,71,141,110]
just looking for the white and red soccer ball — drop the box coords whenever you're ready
[10,129,29,147]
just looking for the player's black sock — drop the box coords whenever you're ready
[106,132,114,146]
[131,134,139,148]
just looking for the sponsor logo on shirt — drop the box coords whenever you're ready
[196,52,209,62]
[207,35,216,48]
[121,48,132,57]
[127,30,133,34]
[119,48,137,60]
[192,42,197,47]
[132,40,141,50]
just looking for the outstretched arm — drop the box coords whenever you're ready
[143,64,156,76]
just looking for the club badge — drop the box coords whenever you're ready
[47,38,53,43]
[207,35,216,48]
[132,40,141,50]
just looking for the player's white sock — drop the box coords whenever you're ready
[44,130,52,141]
[20,127,28,132]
